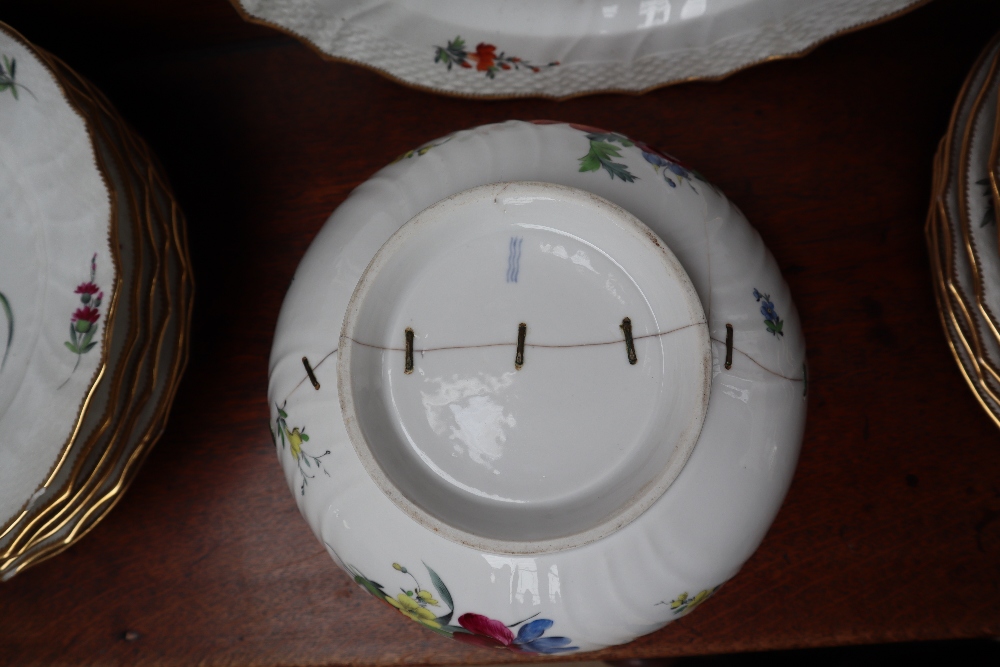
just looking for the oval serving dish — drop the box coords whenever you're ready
[268,120,807,652]
[234,0,924,100]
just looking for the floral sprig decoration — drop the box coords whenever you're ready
[384,562,449,628]
[453,613,578,654]
[62,254,103,383]
[0,54,34,100]
[660,586,720,616]
[637,140,705,192]
[392,136,452,163]
[348,560,578,654]
[753,288,784,337]
[434,37,558,79]
[271,400,330,495]
[349,560,456,633]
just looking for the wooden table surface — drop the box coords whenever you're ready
[1,1,1000,665]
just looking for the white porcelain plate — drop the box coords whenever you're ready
[237,0,923,98]
[269,120,806,652]
[962,41,1000,377]
[931,34,1000,424]
[0,30,116,534]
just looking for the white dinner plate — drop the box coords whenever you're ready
[0,28,117,537]
[928,31,1000,429]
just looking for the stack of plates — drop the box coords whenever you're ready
[927,31,1000,430]
[0,23,193,579]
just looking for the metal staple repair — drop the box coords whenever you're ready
[404,328,414,374]
[515,323,527,369]
[302,356,321,390]
[725,324,733,370]
[621,317,637,365]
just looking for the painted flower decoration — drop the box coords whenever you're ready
[0,54,34,100]
[62,253,104,384]
[272,400,331,495]
[753,288,784,337]
[434,36,558,79]
[455,613,578,654]
[473,43,496,71]
[74,282,100,299]
[72,305,101,330]
[636,140,701,191]
[344,558,578,654]
[666,586,720,615]
[347,560,460,636]
[378,562,447,630]
[528,122,707,192]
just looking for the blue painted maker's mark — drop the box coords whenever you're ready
[506,236,523,283]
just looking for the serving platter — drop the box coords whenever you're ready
[269,120,807,651]
[234,0,926,99]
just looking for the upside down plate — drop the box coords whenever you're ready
[268,120,807,651]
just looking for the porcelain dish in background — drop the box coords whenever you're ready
[0,25,117,561]
[268,120,807,652]
[234,0,924,99]
[927,30,1000,430]
[0,23,194,579]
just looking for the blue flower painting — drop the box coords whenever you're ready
[637,140,701,192]
[753,288,784,337]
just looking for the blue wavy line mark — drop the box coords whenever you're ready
[507,236,523,283]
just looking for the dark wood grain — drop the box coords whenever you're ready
[1,1,999,665]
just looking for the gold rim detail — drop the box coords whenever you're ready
[0,26,194,578]
[926,29,1000,430]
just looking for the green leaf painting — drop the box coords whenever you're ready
[0,54,34,100]
[424,562,455,612]
[578,132,637,182]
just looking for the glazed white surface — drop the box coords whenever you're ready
[238,0,920,98]
[338,182,711,554]
[268,121,806,651]
[0,31,115,528]
[0,58,193,578]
